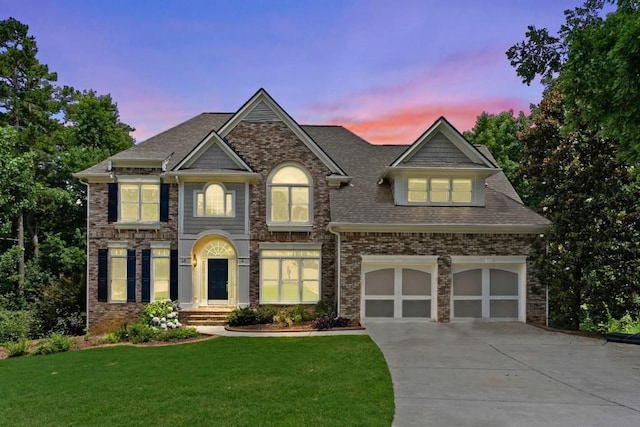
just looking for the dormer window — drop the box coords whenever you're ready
[406,177,473,205]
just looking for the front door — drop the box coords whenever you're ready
[208,259,229,300]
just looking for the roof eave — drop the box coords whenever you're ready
[327,222,550,234]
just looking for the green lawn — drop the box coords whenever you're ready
[0,336,394,426]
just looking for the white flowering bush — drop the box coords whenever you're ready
[142,299,183,330]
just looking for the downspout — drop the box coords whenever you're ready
[327,224,341,316]
[78,179,90,333]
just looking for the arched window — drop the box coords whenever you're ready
[267,164,312,227]
[195,183,234,217]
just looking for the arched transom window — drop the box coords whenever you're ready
[202,239,236,259]
[268,164,312,226]
[195,183,234,217]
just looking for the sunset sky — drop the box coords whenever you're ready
[2,0,578,144]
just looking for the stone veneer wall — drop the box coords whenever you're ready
[224,121,336,305]
[339,232,546,324]
[87,171,178,334]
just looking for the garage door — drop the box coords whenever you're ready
[451,256,526,321]
[361,256,437,320]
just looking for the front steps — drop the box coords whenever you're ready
[179,306,235,326]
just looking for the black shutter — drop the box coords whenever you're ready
[108,183,118,223]
[141,249,151,303]
[127,249,136,302]
[97,249,108,302]
[160,183,169,222]
[170,249,178,300]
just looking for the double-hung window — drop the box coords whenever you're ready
[267,164,312,229]
[109,248,128,302]
[120,182,159,222]
[152,248,170,301]
[260,247,320,304]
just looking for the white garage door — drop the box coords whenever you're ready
[451,256,526,321]
[361,256,438,320]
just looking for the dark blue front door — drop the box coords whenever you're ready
[208,259,228,300]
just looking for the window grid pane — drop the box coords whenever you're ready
[452,179,472,203]
[110,254,127,302]
[260,252,320,304]
[271,187,290,222]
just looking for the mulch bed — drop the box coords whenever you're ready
[225,320,365,333]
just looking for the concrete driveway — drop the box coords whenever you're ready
[366,321,640,427]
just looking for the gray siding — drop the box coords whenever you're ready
[183,182,246,234]
[190,143,243,170]
[402,132,474,166]
[244,100,281,122]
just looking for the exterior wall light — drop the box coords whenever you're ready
[192,254,197,268]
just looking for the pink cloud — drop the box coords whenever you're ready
[326,98,530,145]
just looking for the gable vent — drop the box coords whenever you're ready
[244,100,282,122]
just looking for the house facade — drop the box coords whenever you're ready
[75,89,550,333]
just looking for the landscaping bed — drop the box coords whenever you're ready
[225,319,364,333]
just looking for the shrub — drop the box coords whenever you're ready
[128,322,160,344]
[32,272,86,337]
[33,333,77,355]
[273,308,303,328]
[142,299,182,329]
[227,307,258,326]
[0,309,34,343]
[314,300,336,318]
[311,316,351,330]
[5,338,30,357]
[256,305,279,324]
[158,327,199,341]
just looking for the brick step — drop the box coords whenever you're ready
[179,308,235,326]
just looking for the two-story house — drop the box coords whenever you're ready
[75,89,549,333]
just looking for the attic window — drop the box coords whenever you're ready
[407,178,472,204]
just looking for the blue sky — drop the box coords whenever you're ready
[2,0,577,144]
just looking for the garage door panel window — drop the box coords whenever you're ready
[365,300,395,318]
[453,269,482,296]
[403,300,431,318]
[490,269,518,296]
[365,269,394,296]
[454,300,482,318]
[402,269,431,296]
[490,300,519,318]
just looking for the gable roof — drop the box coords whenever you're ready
[390,116,498,169]
[217,88,347,176]
[75,113,233,178]
[173,129,253,172]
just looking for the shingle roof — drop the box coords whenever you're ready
[78,113,233,174]
[304,125,549,228]
[77,112,548,229]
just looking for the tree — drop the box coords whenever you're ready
[0,126,37,297]
[463,111,533,206]
[520,88,640,329]
[0,17,59,290]
[507,0,640,163]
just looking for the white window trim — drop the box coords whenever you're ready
[259,244,322,304]
[451,257,526,321]
[116,177,161,227]
[193,182,236,218]
[266,162,314,231]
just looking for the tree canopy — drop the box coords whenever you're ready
[507,0,640,163]
[0,17,134,334]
